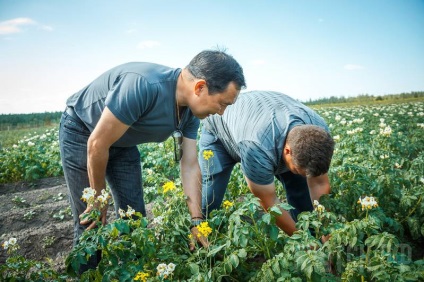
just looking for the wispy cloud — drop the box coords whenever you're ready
[137,40,160,49]
[0,18,36,34]
[344,64,364,70]
[0,17,53,34]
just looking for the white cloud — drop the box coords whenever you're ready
[344,64,364,70]
[137,40,160,49]
[0,17,37,34]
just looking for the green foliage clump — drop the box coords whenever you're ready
[0,128,62,183]
[1,101,424,281]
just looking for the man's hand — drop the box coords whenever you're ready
[245,177,297,236]
[79,202,108,230]
[189,226,209,251]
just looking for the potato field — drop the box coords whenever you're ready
[0,101,423,281]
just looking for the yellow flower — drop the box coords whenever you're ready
[223,200,234,209]
[162,181,176,194]
[196,221,212,238]
[203,150,214,160]
[134,271,149,281]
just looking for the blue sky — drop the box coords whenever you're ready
[0,0,423,114]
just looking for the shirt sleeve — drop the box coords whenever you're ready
[182,113,200,140]
[238,140,275,185]
[105,73,152,125]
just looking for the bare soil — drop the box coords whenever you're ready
[0,177,153,273]
[0,177,72,272]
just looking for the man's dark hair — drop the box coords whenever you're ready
[287,125,335,177]
[186,50,246,94]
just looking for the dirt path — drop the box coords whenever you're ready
[0,177,73,272]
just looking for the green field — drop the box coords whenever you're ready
[1,98,423,281]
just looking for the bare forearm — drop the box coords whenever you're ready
[275,210,297,236]
[87,141,108,194]
[181,164,203,218]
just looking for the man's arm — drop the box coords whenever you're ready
[245,177,297,236]
[307,173,331,202]
[180,137,203,219]
[82,107,130,228]
[308,173,332,244]
[180,137,209,250]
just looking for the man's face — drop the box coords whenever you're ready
[283,146,307,177]
[191,81,240,119]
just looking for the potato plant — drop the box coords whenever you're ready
[1,101,423,281]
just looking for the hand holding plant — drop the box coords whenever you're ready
[189,222,211,251]
[79,187,110,229]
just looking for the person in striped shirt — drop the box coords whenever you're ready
[199,91,334,235]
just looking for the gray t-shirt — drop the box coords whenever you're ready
[202,91,329,185]
[66,62,199,147]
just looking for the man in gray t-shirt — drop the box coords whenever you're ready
[199,91,334,236]
[59,50,245,272]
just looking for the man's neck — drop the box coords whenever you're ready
[175,68,193,107]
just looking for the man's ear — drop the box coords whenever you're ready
[194,80,207,96]
[284,144,291,155]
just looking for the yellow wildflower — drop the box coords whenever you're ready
[162,181,176,194]
[203,150,214,160]
[223,200,234,209]
[134,271,149,281]
[196,221,212,238]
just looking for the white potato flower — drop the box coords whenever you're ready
[357,196,378,211]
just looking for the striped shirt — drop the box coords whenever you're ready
[202,91,329,185]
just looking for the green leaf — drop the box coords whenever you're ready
[229,254,239,268]
[272,260,280,274]
[238,248,247,258]
[189,263,199,275]
[377,236,385,249]
[270,206,282,215]
[351,236,358,247]
[224,260,233,273]
[279,202,294,211]
[301,257,309,271]
[270,225,279,241]
[114,221,130,234]
[305,264,313,279]
[240,236,248,247]
[207,244,226,257]
[262,213,271,224]
[108,226,119,238]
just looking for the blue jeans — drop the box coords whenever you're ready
[59,110,145,270]
[199,127,313,220]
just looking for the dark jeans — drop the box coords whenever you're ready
[199,127,313,220]
[58,109,145,271]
